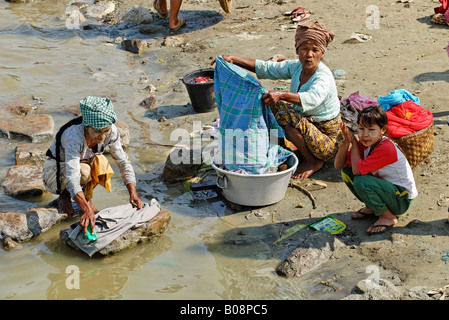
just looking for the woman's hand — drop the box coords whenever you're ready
[74,191,96,236]
[211,55,234,65]
[80,208,96,236]
[211,55,256,72]
[130,194,143,210]
[262,91,285,106]
[127,183,143,210]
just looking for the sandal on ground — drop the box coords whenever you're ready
[351,208,374,219]
[367,223,394,235]
[153,0,168,18]
[283,7,306,16]
[292,9,310,22]
[169,18,187,32]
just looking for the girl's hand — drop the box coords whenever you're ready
[341,122,356,143]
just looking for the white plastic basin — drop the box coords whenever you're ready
[211,153,298,206]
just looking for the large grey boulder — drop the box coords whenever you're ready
[0,206,67,242]
[162,147,203,182]
[277,231,346,277]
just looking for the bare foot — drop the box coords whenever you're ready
[291,159,323,180]
[58,192,76,216]
[367,215,397,234]
[351,207,375,219]
[169,18,187,31]
[153,0,168,17]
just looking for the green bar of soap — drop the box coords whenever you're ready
[86,225,97,241]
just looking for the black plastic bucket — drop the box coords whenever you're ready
[182,68,217,113]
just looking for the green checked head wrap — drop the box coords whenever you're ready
[79,96,117,129]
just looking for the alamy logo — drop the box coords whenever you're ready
[65,265,80,289]
[366,5,380,30]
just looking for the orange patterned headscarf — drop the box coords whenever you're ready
[295,21,335,54]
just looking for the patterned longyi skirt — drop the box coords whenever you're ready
[270,102,343,161]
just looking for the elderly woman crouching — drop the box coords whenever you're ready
[221,21,342,179]
[42,96,143,235]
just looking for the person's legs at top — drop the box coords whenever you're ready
[168,0,186,31]
[153,0,168,17]
[153,0,186,31]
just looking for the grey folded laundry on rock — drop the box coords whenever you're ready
[67,199,161,257]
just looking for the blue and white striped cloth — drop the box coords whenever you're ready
[214,56,290,174]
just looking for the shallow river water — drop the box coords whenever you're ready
[0,0,356,301]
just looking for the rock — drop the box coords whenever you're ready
[140,95,156,109]
[0,114,54,143]
[163,36,185,47]
[0,96,42,116]
[82,1,115,20]
[122,6,154,24]
[162,147,203,182]
[65,4,87,27]
[2,237,21,250]
[346,279,403,300]
[121,39,148,54]
[139,24,160,34]
[122,39,146,53]
[15,143,50,167]
[1,165,46,197]
[408,286,432,300]
[0,207,67,242]
[60,210,171,255]
[276,230,346,277]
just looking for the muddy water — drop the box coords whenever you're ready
[0,0,357,301]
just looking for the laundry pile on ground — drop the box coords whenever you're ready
[379,90,433,138]
[340,89,433,139]
[340,91,379,132]
[339,88,434,168]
